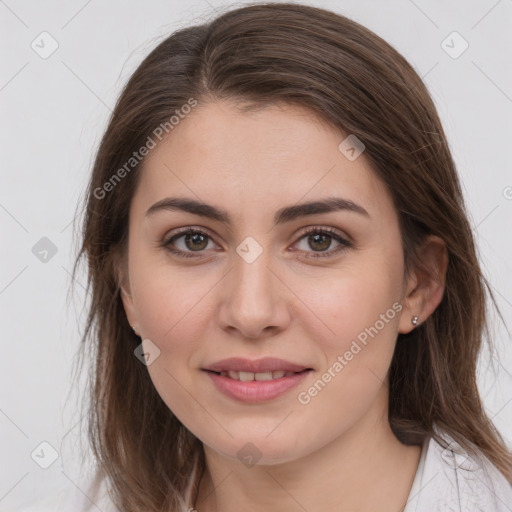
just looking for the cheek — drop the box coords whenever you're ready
[291,278,402,449]
[297,277,401,403]
[296,258,403,352]
[129,259,216,412]
[292,245,404,402]
[133,279,208,431]
[132,254,213,347]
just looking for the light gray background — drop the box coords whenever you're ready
[1,0,511,508]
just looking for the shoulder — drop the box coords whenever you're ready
[409,430,512,512]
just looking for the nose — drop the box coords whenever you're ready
[217,248,291,340]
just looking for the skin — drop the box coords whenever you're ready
[119,100,448,512]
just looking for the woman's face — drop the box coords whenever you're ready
[120,100,417,464]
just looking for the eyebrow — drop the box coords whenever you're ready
[145,196,369,224]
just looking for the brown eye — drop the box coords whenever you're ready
[182,232,209,251]
[163,228,215,258]
[307,232,332,252]
[293,227,352,258]
[162,226,352,260]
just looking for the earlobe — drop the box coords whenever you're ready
[398,235,448,334]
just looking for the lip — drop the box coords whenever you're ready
[202,357,313,403]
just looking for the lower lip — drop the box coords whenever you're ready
[203,370,312,403]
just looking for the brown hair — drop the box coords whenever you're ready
[72,2,512,510]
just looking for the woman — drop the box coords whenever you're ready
[63,2,512,511]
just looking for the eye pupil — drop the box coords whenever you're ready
[309,233,331,251]
[185,233,208,251]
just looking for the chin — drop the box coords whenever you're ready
[202,429,317,467]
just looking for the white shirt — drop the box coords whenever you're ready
[404,433,512,511]
[7,432,512,511]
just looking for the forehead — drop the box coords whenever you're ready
[133,100,396,225]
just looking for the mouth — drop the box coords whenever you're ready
[201,358,313,403]
[202,356,312,374]
[204,369,310,381]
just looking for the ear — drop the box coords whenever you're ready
[398,235,448,334]
[114,247,140,335]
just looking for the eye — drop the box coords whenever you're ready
[292,226,352,258]
[161,226,352,259]
[162,228,217,259]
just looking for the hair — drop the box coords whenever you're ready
[71,2,512,510]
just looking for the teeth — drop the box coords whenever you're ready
[239,371,254,382]
[255,372,273,381]
[219,370,297,381]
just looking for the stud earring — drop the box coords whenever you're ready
[411,315,419,326]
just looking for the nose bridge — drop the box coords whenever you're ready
[231,238,275,308]
[218,235,289,337]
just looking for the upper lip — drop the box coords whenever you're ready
[203,357,311,373]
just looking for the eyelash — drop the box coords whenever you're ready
[161,226,352,260]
